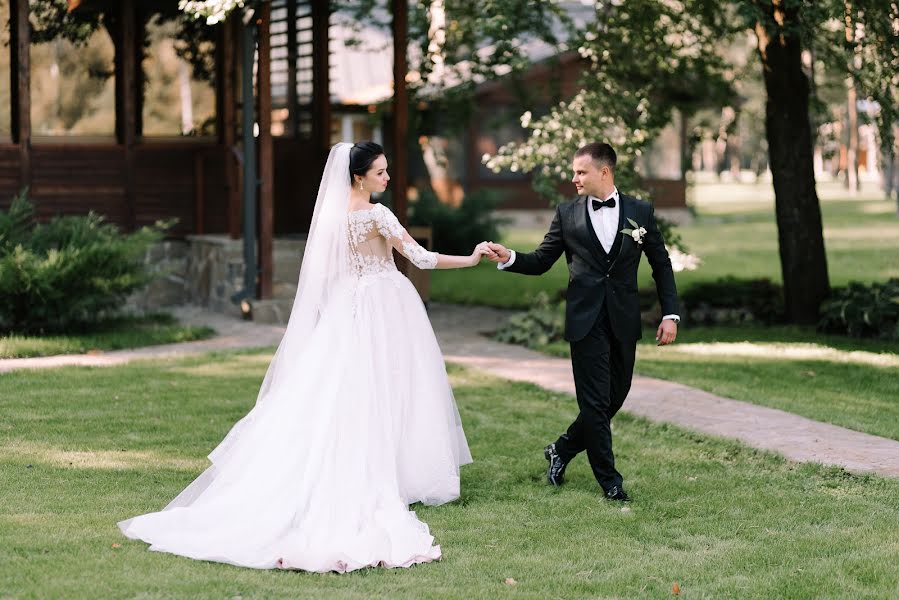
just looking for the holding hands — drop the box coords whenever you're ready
[469,241,493,266]
[485,242,511,263]
[470,242,512,266]
[469,242,511,266]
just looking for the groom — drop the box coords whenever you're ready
[486,142,679,501]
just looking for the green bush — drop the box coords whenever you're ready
[680,277,785,325]
[0,190,170,334]
[409,189,508,256]
[818,279,899,340]
[494,291,565,348]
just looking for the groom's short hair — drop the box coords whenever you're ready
[575,143,617,171]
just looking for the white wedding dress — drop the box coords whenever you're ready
[119,144,471,573]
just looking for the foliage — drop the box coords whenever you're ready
[178,0,246,25]
[485,0,735,204]
[680,277,785,325]
[493,291,564,348]
[484,1,899,324]
[28,0,104,46]
[818,279,899,340]
[0,192,171,334]
[408,189,507,256]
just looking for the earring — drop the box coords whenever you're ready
[359,182,364,191]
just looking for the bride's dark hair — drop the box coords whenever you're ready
[349,141,385,184]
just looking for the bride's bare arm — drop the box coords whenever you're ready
[434,243,490,269]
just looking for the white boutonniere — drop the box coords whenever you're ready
[620,218,647,245]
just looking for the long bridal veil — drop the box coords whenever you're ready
[142,143,356,510]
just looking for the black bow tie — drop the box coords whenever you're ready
[592,197,616,210]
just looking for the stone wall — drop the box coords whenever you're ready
[124,239,190,313]
[125,235,247,317]
[185,235,248,318]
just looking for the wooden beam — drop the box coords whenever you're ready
[285,0,298,137]
[116,0,138,230]
[311,0,331,154]
[218,18,240,238]
[194,152,205,234]
[10,0,32,191]
[391,0,408,228]
[257,2,274,300]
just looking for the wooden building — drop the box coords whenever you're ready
[1,0,411,303]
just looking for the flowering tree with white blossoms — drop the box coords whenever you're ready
[486,0,734,260]
[489,0,899,321]
[178,0,247,25]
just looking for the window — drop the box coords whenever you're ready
[142,14,216,137]
[29,12,115,138]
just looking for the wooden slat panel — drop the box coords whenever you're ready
[6,145,228,235]
[134,146,205,233]
[29,146,128,224]
[0,147,22,204]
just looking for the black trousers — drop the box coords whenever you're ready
[554,302,637,491]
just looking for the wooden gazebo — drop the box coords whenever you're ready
[2,0,410,302]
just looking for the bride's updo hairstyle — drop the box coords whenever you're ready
[349,141,385,184]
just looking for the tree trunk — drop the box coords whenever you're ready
[755,2,830,324]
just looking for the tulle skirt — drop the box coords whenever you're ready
[119,270,472,572]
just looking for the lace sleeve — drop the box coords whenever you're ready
[375,205,438,270]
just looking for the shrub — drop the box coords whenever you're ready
[818,279,899,340]
[0,190,170,334]
[680,277,785,325]
[494,292,565,348]
[408,189,508,256]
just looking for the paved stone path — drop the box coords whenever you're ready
[0,306,285,374]
[3,303,898,477]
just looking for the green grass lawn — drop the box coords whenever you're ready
[0,313,216,359]
[1,353,898,598]
[431,183,899,308]
[541,324,899,441]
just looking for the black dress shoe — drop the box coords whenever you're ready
[544,443,568,486]
[604,485,630,502]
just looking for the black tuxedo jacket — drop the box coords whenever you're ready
[504,193,678,342]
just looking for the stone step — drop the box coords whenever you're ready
[273,256,301,284]
[250,298,294,325]
[272,281,298,300]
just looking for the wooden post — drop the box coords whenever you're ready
[218,18,240,238]
[257,2,274,300]
[194,153,205,234]
[285,0,298,137]
[391,0,408,228]
[240,14,258,302]
[10,0,31,191]
[117,0,138,230]
[311,0,331,155]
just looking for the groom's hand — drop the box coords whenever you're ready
[656,319,677,346]
[486,242,511,263]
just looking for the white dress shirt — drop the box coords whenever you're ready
[498,187,680,323]
[588,188,620,253]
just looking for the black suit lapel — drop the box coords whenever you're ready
[608,195,636,267]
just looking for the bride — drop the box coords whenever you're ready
[119,141,488,573]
